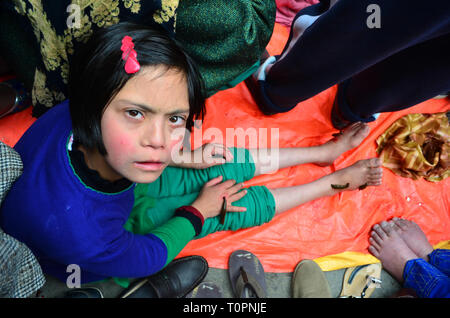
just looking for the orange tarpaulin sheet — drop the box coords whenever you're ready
[0,23,449,273]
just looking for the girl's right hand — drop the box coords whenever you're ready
[191,175,247,219]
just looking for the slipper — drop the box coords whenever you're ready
[186,282,223,298]
[228,250,267,298]
[339,263,382,298]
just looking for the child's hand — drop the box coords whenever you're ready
[196,143,233,168]
[171,143,233,169]
[191,175,247,219]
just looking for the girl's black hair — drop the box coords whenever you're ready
[68,22,205,155]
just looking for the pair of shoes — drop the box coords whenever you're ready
[228,250,267,298]
[292,260,332,298]
[119,255,208,298]
[0,78,31,119]
[64,287,103,298]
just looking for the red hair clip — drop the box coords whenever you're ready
[120,35,140,74]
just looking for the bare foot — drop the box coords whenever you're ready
[328,158,383,191]
[317,122,370,166]
[369,221,419,282]
[390,218,434,261]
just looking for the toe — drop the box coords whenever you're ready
[393,218,408,230]
[354,123,370,138]
[367,158,382,168]
[380,221,395,236]
[367,179,382,186]
[368,245,379,258]
[372,224,387,240]
[369,236,381,251]
[389,220,403,233]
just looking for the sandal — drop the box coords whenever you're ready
[228,250,267,298]
[339,263,382,298]
[186,281,223,298]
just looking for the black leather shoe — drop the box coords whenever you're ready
[119,256,208,298]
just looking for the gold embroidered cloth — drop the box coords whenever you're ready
[376,112,450,182]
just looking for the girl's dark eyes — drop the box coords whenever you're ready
[169,115,186,125]
[125,109,186,125]
[126,109,143,119]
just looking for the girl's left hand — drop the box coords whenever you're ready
[171,143,233,169]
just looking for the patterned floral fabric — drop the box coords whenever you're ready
[376,112,450,182]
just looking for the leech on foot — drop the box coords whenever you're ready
[331,183,350,189]
[331,131,344,143]
[358,183,368,190]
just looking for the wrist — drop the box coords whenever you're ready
[174,206,204,236]
[190,201,206,219]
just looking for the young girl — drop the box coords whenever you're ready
[0,23,382,286]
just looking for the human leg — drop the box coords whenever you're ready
[369,220,450,298]
[391,218,450,277]
[368,221,419,282]
[133,122,374,234]
[333,33,450,128]
[390,218,434,262]
[270,158,382,214]
[249,121,370,176]
[248,0,450,114]
[428,249,450,278]
[403,258,450,298]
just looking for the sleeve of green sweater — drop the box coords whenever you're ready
[149,216,196,266]
[125,186,202,267]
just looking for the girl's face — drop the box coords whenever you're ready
[98,66,190,183]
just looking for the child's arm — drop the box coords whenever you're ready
[81,176,247,279]
[169,143,233,169]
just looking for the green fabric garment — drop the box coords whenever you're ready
[126,186,196,262]
[129,148,276,239]
[115,189,196,288]
[176,0,276,97]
